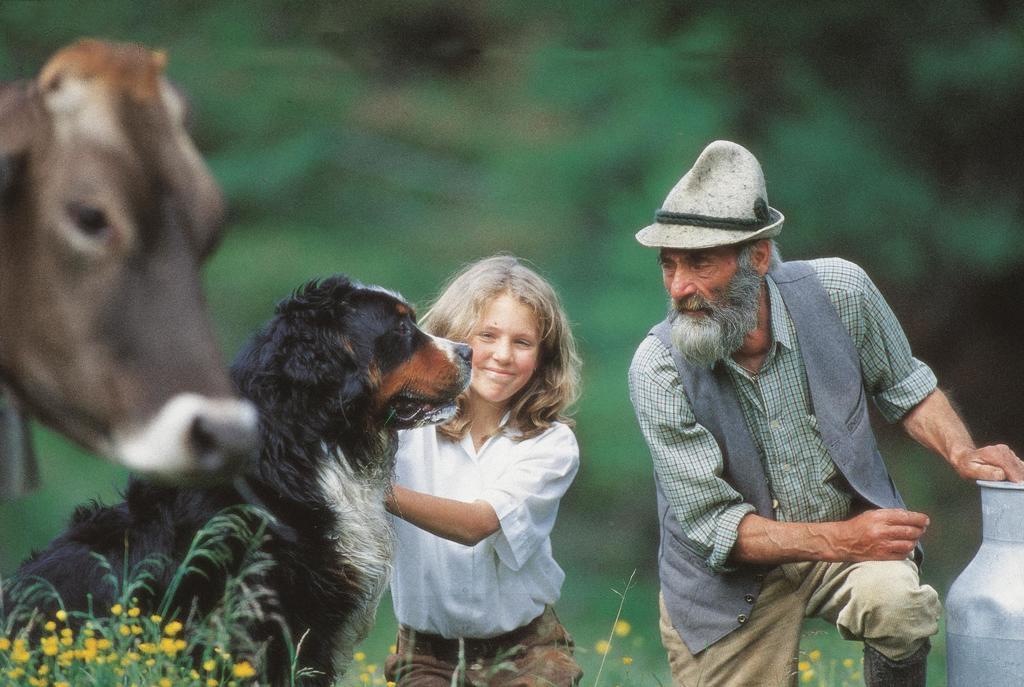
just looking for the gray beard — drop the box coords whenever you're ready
[669,263,763,368]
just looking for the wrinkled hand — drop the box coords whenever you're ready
[832,509,929,562]
[950,444,1024,483]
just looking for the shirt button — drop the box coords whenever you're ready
[754,574,765,583]
[744,594,755,604]
[772,499,780,510]
[737,614,747,624]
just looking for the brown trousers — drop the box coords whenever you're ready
[384,606,583,687]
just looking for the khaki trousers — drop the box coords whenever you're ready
[658,558,941,687]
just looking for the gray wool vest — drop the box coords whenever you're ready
[648,260,909,654]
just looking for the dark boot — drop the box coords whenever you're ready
[863,640,929,687]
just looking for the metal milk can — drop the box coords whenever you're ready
[946,480,1024,686]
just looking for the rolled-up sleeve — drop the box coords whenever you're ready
[478,424,579,571]
[629,335,754,573]
[814,258,938,423]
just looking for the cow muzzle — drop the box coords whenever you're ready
[108,393,258,485]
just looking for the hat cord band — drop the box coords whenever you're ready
[655,209,769,231]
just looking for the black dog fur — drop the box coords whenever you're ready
[3,275,471,686]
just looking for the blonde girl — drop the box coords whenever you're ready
[385,255,583,687]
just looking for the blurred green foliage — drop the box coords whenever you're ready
[3,3,1023,681]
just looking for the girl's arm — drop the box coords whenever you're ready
[386,485,500,546]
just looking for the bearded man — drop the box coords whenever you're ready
[627,140,1024,687]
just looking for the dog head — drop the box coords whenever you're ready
[231,275,471,471]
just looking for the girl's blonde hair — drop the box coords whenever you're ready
[422,255,581,441]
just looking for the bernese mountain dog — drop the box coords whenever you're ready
[4,275,472,686]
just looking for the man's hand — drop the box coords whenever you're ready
[829,509,929,561]
[731,509,928,565]
[949,444,1024,483]
[902,389,1024,483]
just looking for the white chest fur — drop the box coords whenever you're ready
[316,450,395,674]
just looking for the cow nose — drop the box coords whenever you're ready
[189,410,259,477]
[455,343,472,364]
[112,394,258,485]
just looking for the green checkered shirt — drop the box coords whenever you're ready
[628,258,937,573]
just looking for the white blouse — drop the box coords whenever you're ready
[389,420,580,638]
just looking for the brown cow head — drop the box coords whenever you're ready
[0,39,256,484]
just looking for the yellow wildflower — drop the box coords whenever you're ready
[41,635,60,656]
[388,645,397,654]
[131,625,143,635]
[798,661,810,671]
[44,621,57,632]
[7,668,25,679]
[595,639,610,655]
[204,659,217,672]
[160,637,180,655]
[164,620,184,636]
[207,680,218,687]
[842,658,855,669]
[0,637,9,650]
[613,620,632,637]
[190,670,201,679]
[60,628,72,638]
[139,642,157,654]
[12,643,31,663]
[96,638,112,651]
[366,663,378,673]
[801,669,815,683]
[808,649,821,662]
[110,603,123,615]
[360,673,371,684]
[38,665,50,676]
[160,678,173,687]
[622,656,633,665]
[354,651,367,662]
[150,614,163,624]
[232,660,257,678]
[56,682,70,687]
[127,606,141,618]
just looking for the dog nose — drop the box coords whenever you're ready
[455,343,472,364]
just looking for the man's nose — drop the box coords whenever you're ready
[668,269,698,300]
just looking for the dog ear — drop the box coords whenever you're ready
[280,332,338,388]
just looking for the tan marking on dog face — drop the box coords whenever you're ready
[376,338,464,408]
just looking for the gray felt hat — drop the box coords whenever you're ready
[635,140,784,249]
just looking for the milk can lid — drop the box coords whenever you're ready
[976,479,1024,491]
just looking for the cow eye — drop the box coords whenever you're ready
[66,201,110,239]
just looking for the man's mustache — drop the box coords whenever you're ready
[674,294,713,314]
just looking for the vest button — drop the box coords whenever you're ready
[754,574,765,582]
[744,594,755,604]
[737,614,747,624]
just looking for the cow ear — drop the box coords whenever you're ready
[0,152,26,202]
[0,81,35,203]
